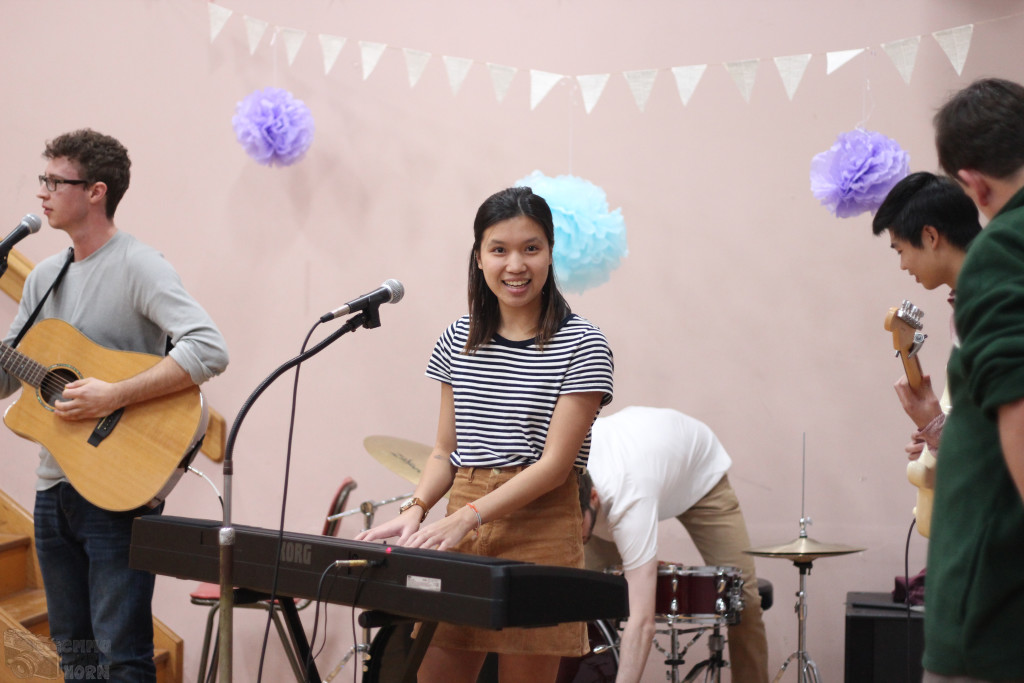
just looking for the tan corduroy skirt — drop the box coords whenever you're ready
[426,465,588,657]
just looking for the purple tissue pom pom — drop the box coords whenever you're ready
[810,129,909,218]
[232,87,315,167]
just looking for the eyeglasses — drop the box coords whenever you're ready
[38,175,89,192]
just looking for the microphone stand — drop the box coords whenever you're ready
[219,306,383,683]
[0,248,13,278]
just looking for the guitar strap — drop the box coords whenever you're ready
[11,247,75,348]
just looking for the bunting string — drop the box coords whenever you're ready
[207,3,1020,113]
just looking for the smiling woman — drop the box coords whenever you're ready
[356,186,614,683]
[475,215,551,338]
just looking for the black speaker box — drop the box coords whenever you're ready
[844,591,924,683]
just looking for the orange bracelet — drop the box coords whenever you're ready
[466,502,483,530]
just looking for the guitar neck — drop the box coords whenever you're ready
[900,349,924,391]
[0,340,46,388]
[901,350,925,393]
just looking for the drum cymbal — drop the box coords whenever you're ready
[744,536,865,562]
[364,435,432,484]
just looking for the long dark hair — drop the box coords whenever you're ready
[465,186,570,353]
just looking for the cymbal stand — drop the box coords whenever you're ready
[322,492,410,681]
[773,560,820,683]
[774,436,821,683]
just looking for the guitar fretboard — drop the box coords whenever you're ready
[0,342,47,388]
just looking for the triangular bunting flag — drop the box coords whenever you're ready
[576,74,610,114]
[671,65,706,106]
[530,70,563,110]
[359,41,387,80]
[243,16,268,55]
[487,63,517,103]
[279,27,307,67]
[882,36,921,84]
[724,59,759,103]
[623,69,658,112]
[773,54,811,100]
[443,56,474,95]
[319,34,346,75]
[208,3,232,43]
[826,48,864,75]
[933,24,973,76]
[403,48,431,88]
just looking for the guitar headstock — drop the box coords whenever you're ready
[893,300,923,331]
[884,300,927,389]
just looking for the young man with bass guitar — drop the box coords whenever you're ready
[0,129,229,682]
[873,171,980,536]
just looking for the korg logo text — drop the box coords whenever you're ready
[280,541,312,565]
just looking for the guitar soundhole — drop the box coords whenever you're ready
[40,367,81,409]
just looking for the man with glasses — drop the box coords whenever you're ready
[0,129,229,682]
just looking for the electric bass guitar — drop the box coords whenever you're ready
[1,318,208,511]
[884,300,935,537]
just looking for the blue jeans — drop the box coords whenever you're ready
[34,483,162,682]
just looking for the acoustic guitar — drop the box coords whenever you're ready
[883,300,935,537]
[1,318,208,511]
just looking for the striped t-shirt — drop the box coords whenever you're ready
[426,314,614,469]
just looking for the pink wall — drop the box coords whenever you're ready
[2,1,1023,680]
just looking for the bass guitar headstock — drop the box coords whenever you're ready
[884,300,927,390]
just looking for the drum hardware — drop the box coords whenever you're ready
[744,434,865,683]
[327,491,411,530]
[322,489,411,681]
[555,619,621,683]
[651,617,736,683]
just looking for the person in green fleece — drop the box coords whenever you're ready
[923,78,1024,683]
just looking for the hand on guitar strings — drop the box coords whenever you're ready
[55,377,122,421]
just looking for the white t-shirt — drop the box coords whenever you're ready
[588,406,732,570]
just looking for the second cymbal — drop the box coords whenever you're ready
[364,435,432,484]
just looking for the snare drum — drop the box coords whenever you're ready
[607,563,744,625]
[654,563,744,624]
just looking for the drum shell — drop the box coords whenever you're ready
[606,562,744,625]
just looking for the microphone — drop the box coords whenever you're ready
[320,279,405,322]
[0,214,42,254]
